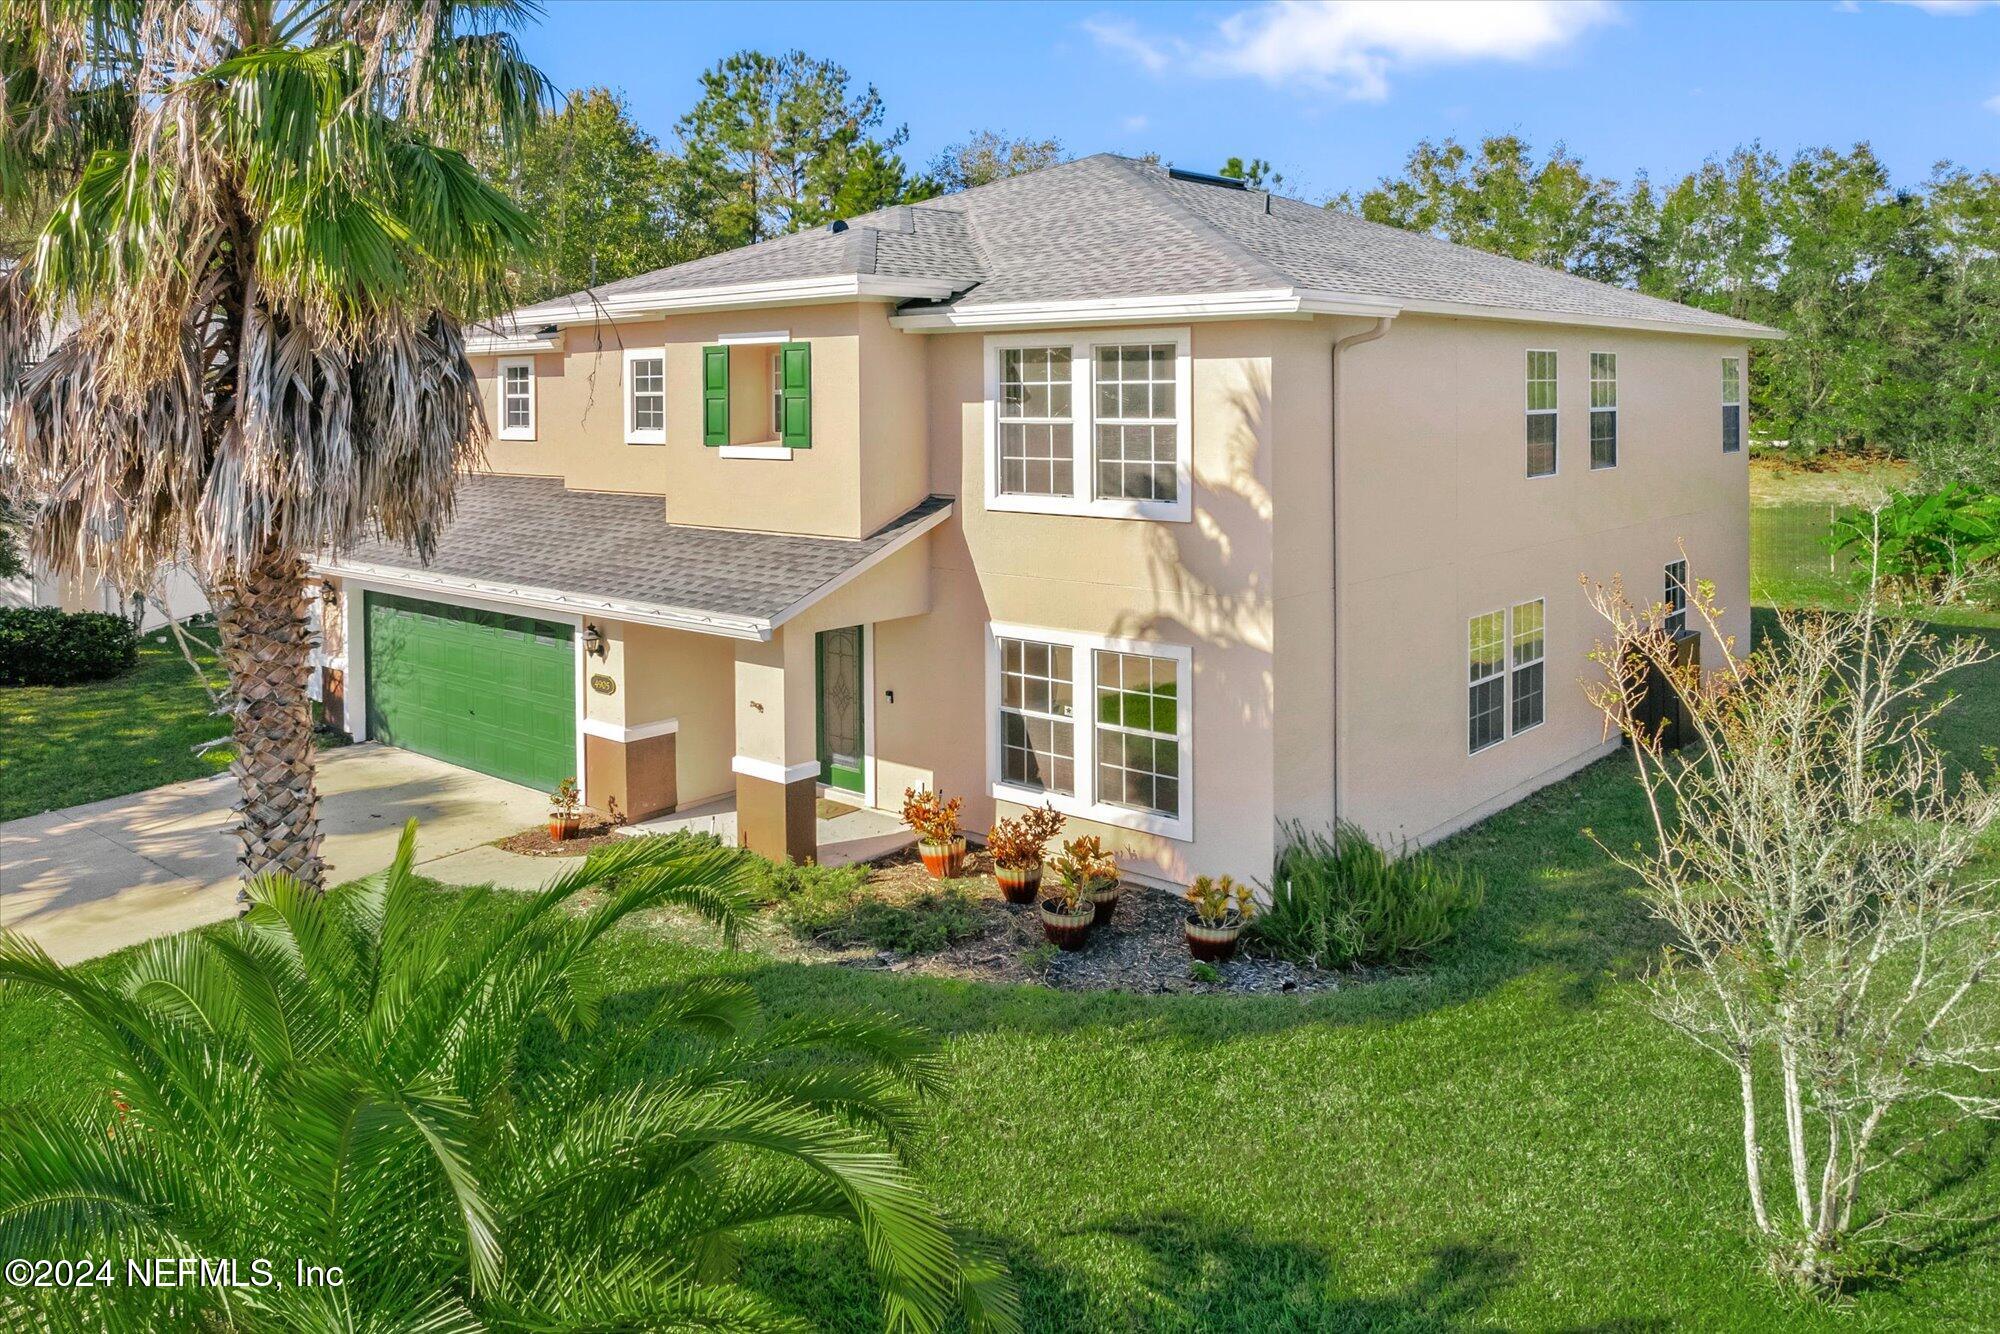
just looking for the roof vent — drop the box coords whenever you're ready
[830,219,849,233]
[1167,166,1247,191]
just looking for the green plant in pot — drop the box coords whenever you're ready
[902,786,967,878]
[986,804,1065,904]
[1185,873,1256,962]
[1042,836,1115,949]
[1087,839,1130,925]
[547,776,582,841]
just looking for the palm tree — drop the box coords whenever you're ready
[0,827,1017,1331]
[0,1,546,888]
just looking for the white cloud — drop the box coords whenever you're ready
[1121,113,1151,132]
[1985,91,2000,112]
[1080,17,1172,74]
[1887,1,1999,14]
[1088,1,1617,100]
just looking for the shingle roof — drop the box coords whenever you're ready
[326,475,952,635]
[510,154,1775,337]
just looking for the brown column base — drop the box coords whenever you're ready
[585,730,679,823]
[320,666,346,733]
[736,772,817,865]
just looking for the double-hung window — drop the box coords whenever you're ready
[1526,350,1558,477]
[1589,352,1617,469]
[987,329,1192,521]
[997,347,1074,498]
[1721,357,1742,453]
[498,359,535,441]
[989,624,1193,839]
[998,636,1075,796]
[624,348,664,445]
[1470,598,1546,753]
[1664,559,1689,638]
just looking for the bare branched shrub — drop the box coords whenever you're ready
[1583,548,2000,1293]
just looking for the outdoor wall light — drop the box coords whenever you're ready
[583,624,607,659]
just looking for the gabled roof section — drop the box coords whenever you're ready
[484,154,1778,340]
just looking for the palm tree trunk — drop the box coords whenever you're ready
[215,544,325,892]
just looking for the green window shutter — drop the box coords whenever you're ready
[702,345,730,446]
[779,341,812,449]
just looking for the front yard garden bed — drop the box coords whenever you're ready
[765,842,1345,996]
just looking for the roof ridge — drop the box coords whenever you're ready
[1108,157,1294,290]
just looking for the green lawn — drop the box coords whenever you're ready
[2,634,1996,1328]
[0,629,235,821]
[1,481,1994,1325]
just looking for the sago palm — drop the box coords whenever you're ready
[0,0,545,887]
[0,825,1017,1331]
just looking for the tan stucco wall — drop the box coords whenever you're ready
[870,321,1283,888]
[1313,315,1752,846]
[472,302,930,540]
[617,623,739,807]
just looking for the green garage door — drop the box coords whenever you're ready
[364,592,575,792]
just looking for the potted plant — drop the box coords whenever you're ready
[1087,840,1129,925]
[1042,835,1117,950]
[547,777,582,842]
[1185,874,1256,962]
[901,786,966,878]
[985,804,1065,904]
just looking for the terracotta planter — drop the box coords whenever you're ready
[1039,899,1095,951]
[547,814,580,842]
[1185,914,1244,962]
[995,862,1042,904]
[919,835,967,879]
[1090,880,1124,926]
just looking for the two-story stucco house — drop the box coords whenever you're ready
[311,154,1777,886]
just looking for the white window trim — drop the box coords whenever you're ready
[982,326,1193,523]
[1468,598,1546,755]
[1664,559,1689,637]
[1588,351,1617,471]
[719,444,793,461]
[497,357,535,441]
[985,621,1194,841]
[622,346,665,445]
[1525,348,1557,479]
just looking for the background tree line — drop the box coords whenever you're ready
[483,52,1995,491]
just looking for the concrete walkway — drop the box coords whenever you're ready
[0,744,556,964]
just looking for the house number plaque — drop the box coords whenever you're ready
[590,674,616,696]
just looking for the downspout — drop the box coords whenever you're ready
[1328,316,1392,830]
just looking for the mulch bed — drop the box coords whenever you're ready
[816,844,1343,997]
[493,811,626,857]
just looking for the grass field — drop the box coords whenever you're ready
[0,629,235,821]
[2,619,1995,1329]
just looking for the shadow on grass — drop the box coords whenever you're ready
[741,1210,1667,1333]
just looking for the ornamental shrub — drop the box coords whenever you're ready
[0,605,139,686]
[1255,822,1484,968]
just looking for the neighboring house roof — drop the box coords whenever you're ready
[316,475,953,640]
[489,154,1779,341]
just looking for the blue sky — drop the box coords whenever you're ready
[519,1,1999,200]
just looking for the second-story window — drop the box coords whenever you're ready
[1722,357,1742,453]
[1526,350,1558,477]
[1589,352,1617,469]
[987,328,1192,521]
[624,349,664,445]
[999,346,1074,498]
[498,359,534,441]
[1094,343,1178,502]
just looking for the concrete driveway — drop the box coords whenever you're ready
[0,744,557,964]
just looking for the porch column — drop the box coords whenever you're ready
[732,629,819,864]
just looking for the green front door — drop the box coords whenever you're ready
[364,592,575,792]
[816,625,865,793]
